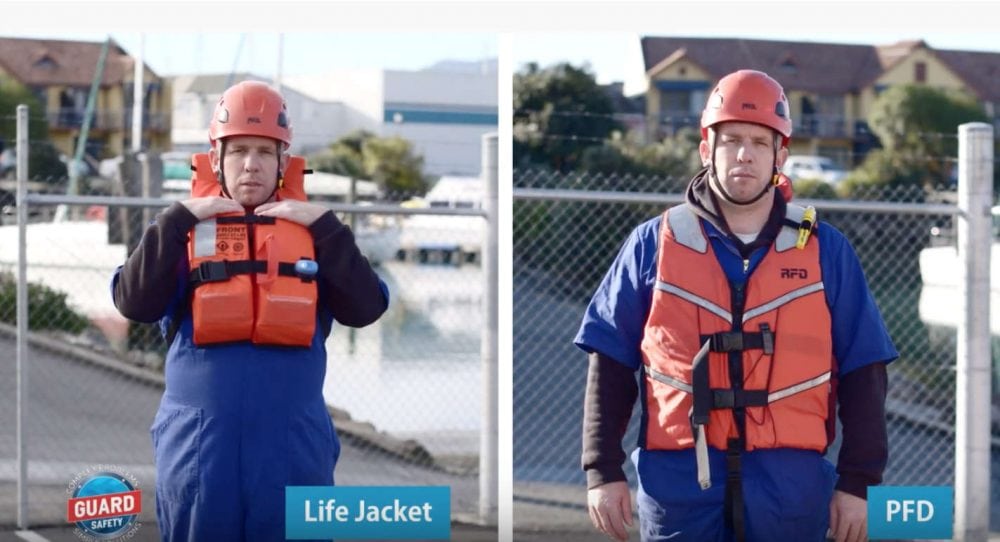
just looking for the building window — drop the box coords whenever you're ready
[780,55,798,75]
[915,62,927,83]
[33,55,56,70]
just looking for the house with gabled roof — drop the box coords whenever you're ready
[641,36,1000,166]
[0,36,171,160]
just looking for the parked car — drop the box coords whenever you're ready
[781,155,848,184]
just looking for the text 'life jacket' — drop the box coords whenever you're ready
[185,153,318,347]
[640,204,833,488]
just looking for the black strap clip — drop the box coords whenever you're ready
[759,323,774,355]
[193,261,230,283]
[699,331,742,352]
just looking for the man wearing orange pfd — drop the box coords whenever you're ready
[578,70,897,542]
[112,81,388,541]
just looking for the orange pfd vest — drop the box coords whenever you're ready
[640,204,834,468]
[185,153,318,347]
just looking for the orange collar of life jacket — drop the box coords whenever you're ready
[189,153,310,202]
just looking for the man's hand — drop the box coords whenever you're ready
[254,200,328,227]
[829,489,867,542]
[587,481,633,541]
[181,196,244,220]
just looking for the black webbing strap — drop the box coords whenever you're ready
[188,260,263,285]
[700,324,774,354]
[189,259,304,286]
[216,215,277,225]
[724,438,746,542]
[690,339,712,427]
[712,389,768,409]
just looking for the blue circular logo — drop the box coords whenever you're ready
[68,470,140,540]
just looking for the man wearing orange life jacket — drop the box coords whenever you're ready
[577,70,897,542]
[112,81,388,541]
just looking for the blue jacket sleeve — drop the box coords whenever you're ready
[819,223,899,375]
[574,217,660,370]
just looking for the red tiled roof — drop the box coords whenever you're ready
[874,39,926,71]
[934,48,1000,102]
[642,36,1000,101]
[641,36,884,94]
[0,36,158,87]
[641,37,1000,103]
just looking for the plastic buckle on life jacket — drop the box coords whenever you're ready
[195,261,230,283]
[759,323,774,355]
[714,332,744,352]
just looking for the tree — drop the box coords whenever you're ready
[0,77,66,181]
[361,136,427,197]
[514,62,621,172]
[309,130,428,198]
[309,130,370,179]
[862,85,988,190]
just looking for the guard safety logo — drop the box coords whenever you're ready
[66,465,142,541]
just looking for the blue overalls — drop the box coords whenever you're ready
[115,263,343,542]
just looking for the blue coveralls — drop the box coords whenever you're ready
[575,215,898,542]
[112,260,389,542]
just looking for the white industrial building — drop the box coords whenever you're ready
[169,73,344,156]
[169,59,497,177]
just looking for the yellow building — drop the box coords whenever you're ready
[642,37,1000,166]
[0,37,171,161]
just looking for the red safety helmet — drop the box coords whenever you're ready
[209,81,292,147]
[701,70,792,146]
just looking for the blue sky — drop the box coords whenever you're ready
[3,4,999,98]
[0,32,498,79]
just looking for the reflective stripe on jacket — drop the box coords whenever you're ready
[640,203,834,457]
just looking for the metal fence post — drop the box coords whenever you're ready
[955,122,993,542]
[480,132,498,524]
[15,103,29,529]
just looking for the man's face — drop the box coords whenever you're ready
[210,135,285,207]
[699,121,788,204]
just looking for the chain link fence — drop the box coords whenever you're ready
[0,114,496,533]
[513,163,1000,531]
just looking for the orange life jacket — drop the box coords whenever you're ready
[185,153,318,347]
[640,203,833,488]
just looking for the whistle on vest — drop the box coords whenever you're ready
[795,206,816,250]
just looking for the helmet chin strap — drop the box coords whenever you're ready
[260,141,284,204]
[216,139,235,201]
[708,130,779,207]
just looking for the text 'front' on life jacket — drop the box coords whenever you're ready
[185,153,318,347]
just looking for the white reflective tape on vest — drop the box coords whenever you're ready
[767,371,831,403]
[645,366,694,393]
[741,281,825,323]
[193,219,217,258]
[645,365,831,405]
[655,281,733,323]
